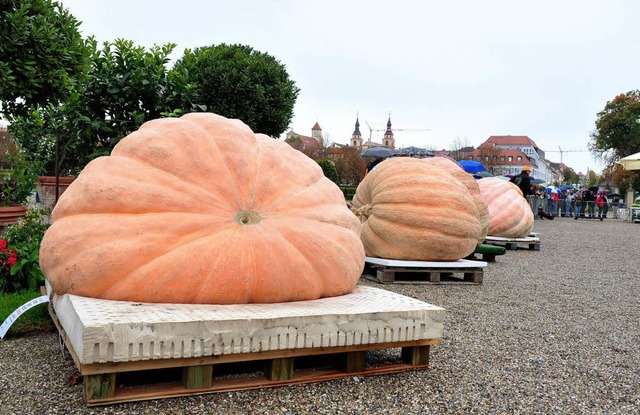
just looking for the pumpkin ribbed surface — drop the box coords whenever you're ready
[477,177,534,238]
[40,113,365,304]
[351,157,484,261]
[423,157,489,245]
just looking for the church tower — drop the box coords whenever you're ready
[311,122,322,143]
[382,115,395,149]
[350,116,363,148]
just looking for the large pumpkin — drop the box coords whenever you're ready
[40,113,365,304]
[422,157,489,245]
[351,157,485,261]
[477,177,534,238]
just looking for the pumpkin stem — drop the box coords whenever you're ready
[353,204,372,220]
[234,210,263,225]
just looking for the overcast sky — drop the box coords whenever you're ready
[58,0,640,175]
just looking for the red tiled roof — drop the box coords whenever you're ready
[485,135,538,147]
[285,132,321,151]
[312,122,321,130]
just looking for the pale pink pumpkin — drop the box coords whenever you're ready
[39,113,365,304]
[477,177,534,238]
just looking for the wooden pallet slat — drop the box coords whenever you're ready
[484,236,541,251]
[363,257,487,285]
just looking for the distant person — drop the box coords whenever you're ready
[511,166,532,197]
[596,193,609,218]
[365,158,383,177]
[583,190,596,217]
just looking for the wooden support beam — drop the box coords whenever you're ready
[84,373,115,401]
[266,357,294,381]
[401,345,430,366]
[343,351,366,373]
[182,365,213,389]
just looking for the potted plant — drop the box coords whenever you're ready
[0,151,41,226]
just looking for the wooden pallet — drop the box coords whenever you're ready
[484,236,541,251]
[363,257,486,285]
[45,284,444,406]
[48,300,437,406]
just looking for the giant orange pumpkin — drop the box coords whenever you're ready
[422,157,489,245]
[40,113,365,304]
[477,177,534,238]
[351,157,485,261]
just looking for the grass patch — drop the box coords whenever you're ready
[0,289,53,338]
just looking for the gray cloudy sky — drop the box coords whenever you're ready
[59,0,640,174]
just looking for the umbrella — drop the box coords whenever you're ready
[531,178,545,185]
[560,184,575,191]
[503,174,514,178]
[619,151,640,170]
[546,186,559,194]
[360,147,396,158]
[458,160,485,173]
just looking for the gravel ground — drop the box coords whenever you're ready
[1,217,639,414]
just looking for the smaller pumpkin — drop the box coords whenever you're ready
[351,157,484,261]
[477,177,534,238]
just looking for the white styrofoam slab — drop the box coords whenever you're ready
[46,282,445,365]
[365,257,487,268]
[485,236,540,242]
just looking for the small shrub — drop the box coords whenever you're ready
[317,159,339,184]
[1,208,50,293]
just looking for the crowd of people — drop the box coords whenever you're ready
[510,167,620,220]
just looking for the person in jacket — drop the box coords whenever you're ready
[511,166,532,197]
[596,193,608,218]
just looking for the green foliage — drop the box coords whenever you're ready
[1,208,50,293]
[0,151,41,206]
[632,172,640,192]
[8,38,188,174]
[339,186,357,200]
[0,0,88,116]
[562,167,579,185]
[590,91,640,165]
[317,159,339,184]
[0,289,52,336]
[172,44,300,137]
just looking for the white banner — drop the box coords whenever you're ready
[0,295,50,340]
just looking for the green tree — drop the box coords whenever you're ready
[590,91,640,165]
[172,44,299,137]
[79,38,189,158]
[562,167,579,184]
[0,0,88,116]
[317,159,339,184]
[9,38,190,173]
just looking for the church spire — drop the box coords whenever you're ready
[350,113,363,149]
[383,113,395,149]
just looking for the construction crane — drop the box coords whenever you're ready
[545,146,588,163]
[364,121,431,143]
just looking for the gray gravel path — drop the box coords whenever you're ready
[1,217,639,414]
